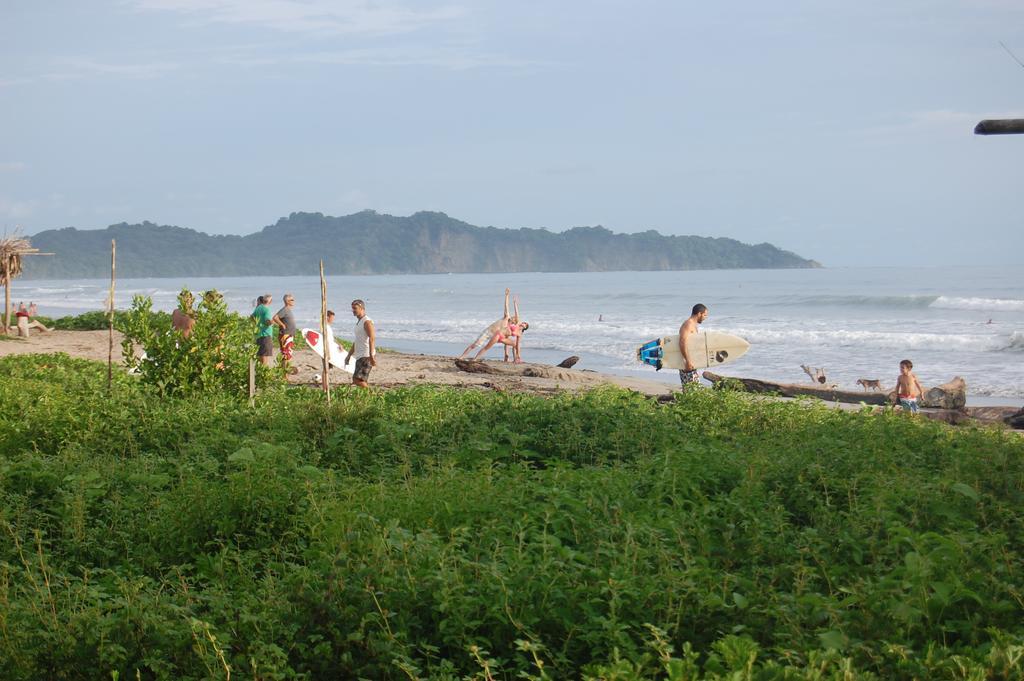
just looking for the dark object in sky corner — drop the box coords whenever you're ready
[974,119,1024,135]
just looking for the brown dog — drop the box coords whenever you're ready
[857,378,883,391]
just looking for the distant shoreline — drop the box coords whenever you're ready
[22,210,820,278]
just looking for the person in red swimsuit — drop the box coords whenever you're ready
[473,293,529,362]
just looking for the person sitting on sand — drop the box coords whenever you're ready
[13,302,50,337]
[893,359,924,414]
[171,290,196,338]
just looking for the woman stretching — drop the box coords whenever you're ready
[474,292,529,362]
[459,288,529,362]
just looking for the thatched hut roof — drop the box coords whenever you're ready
[0,235,37,279]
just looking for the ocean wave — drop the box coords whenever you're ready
[23,286,92,294]
[930,296,1024,312]
[764,294,931,308]
[771,294,1024,312]
[782,294,939,308]
[726,326,1022,353]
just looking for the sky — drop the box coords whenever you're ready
[1,0,1022,267]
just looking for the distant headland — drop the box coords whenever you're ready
[23,210,821,279]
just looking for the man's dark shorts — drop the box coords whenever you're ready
[679,369,700,387]
[257,336,274,357]
[354,357,373,382]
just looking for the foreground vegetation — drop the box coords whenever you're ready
[1,353,1023,679]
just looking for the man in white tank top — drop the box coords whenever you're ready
[344,299,376,388]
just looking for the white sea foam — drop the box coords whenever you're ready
[724,326,1020,353]
[785,294,938,308]
[930,296,1024,312]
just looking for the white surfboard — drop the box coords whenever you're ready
[302,327,354,373]
[637,331,750,371]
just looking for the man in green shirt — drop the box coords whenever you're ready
[251,294,275,366]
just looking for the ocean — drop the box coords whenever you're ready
[15,266,1024,405]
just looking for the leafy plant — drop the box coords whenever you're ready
[1,353,1023,679]
[120,288,277,396]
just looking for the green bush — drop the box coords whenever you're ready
[120,289,278,396]
[34,309,169,331]
[1,353,1023,679]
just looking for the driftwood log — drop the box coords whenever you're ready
[1005,408,1024,430]
[454,358,576,381]
[703,372,967,410]
[454,358,496,374]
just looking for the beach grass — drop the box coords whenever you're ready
[1,352,1023,679]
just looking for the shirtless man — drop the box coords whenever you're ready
[678,303,708,388]
[171,290,196,338]
[893,359,925,414]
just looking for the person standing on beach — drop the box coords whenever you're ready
[251,294,275,366]
[678,303,708,388]
[171,290,196,338]
[893,359,924,414]
[344,299,376,388]
[316,309,339,385]
[273,293,298,374]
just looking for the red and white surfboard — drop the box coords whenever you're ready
[302,327,355,373]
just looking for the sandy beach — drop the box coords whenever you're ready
[5,330,1021,430]
[0,329,675,397]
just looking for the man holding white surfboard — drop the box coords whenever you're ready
[636,305,747,381]
[679,303,708,387]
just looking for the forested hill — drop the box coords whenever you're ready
[23,210,821,278]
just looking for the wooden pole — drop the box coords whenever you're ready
[320,259,331,404]
[248,359,256,405]
[974,119,1024,135]
[107,240,116,391]
[3,269,9,336]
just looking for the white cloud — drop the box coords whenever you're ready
[127,0,466,36]
[52,57,181,78]
[219,45,536,70]
[0,162,28,173]
[1,58,181,87]
[0,196,38,220]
